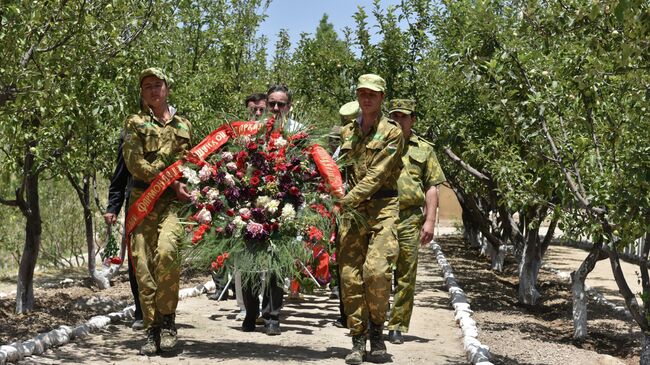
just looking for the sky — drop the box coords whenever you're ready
[257,0,404,53]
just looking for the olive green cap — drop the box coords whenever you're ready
[356,74,386,93]
[388,98,416,115]
[338,100,360,119]
[139,67,172,86]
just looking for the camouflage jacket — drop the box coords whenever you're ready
[398,134,446,210]
[338,113,404,208]
[122,108,192,184]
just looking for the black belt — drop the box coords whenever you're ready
[370,190,398,200]
[132,180,150,189]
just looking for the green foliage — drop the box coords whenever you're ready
[1,1,647,305]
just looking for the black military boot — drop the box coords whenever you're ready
[344,335,366,364]
[388,329,404,344]
[159,314,178,351]
[139,327,160,355]
[368,322,387,356]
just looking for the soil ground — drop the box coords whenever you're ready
[0,233,642,364]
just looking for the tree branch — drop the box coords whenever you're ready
[442,146,490,182]
[539,114,605,215]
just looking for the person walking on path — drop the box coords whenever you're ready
[103,129,144,330]
[240,86,297,336]
[386,99,446,344]
[123,67,192,355]
[336,74,404,364]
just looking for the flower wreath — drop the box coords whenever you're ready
[180,118,343,289]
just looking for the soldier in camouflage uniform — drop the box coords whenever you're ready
[386,99,446,345]
[337,74,404,364]
[123,68,192,355]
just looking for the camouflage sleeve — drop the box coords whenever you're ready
[341,127,404,207]
[122,115,165,183]
[424,148,446,188]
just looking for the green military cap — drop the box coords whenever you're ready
[356,74,386,93]
[339,100,360,119]
[139,67,173,86]
[388,99,416,115]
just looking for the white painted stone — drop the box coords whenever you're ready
[0,346,18,362]
[21,340,35,357]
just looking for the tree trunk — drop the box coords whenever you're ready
[570,239,604,339]
[518,226,542,305]
[641,331,650,365]
[15,159,41,314]
[462,208,481,248]
[83,177,96,276]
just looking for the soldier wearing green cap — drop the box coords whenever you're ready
[123,67,192,355]
[338,100,360,124]
[386,98,445,345]
[337,74,404,364]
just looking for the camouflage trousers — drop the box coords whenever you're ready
[387,207,424,332]
[129,191,182,329]
[339,198,399,336]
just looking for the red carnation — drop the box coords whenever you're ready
[253,169,262,177]
[308,226,324,242]
[289,186,300,196]
[250,176,261,186]
[240,212,251,221]
[247,141,258,151]
[192,223,210,244]
[217,254,225,266]
[264,175,275,183]
[226,209,235,217]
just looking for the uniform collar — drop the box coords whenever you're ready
[355,112,383,137]
[408,133,419,145]
[148,105,177,126]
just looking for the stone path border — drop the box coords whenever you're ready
[0,280,216,364]
[431,242,493,365]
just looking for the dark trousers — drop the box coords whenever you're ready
[127,248,143,320]
[242,274,283,322]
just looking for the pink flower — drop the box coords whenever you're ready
[199,165,212,181]
[194,207,212,224]
[246,221,265,235]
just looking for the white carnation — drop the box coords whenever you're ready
[190,189,201,204]
[194,207,212,224]
[274,136,287,148]
[280,204,296,221]
[255,196,271,208]
[223,173,236,187]
[206,188,220,202]
[265,199,280,214]
[232,216,246,227]
[181,166,200,185]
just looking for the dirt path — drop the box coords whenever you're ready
[18,249,466,364]
[544,245,642,307]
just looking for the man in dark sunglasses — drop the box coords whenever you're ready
[266,84,302,133]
